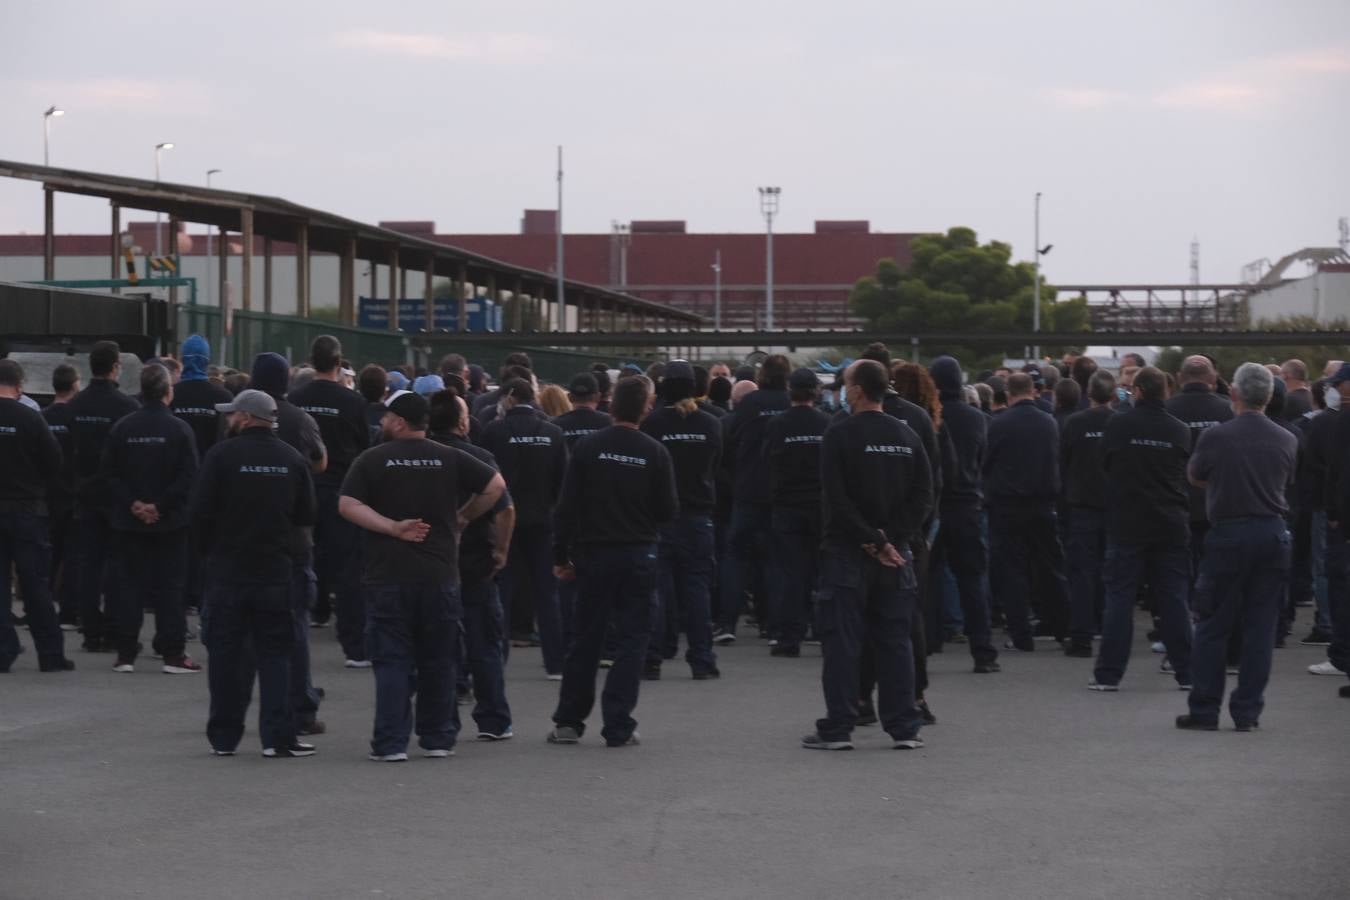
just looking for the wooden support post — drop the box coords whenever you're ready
[486,273,498,331]
[339,235,356,325]
[295,222,310,318]
[239,208,253,312]
[424,256,436,332]
[217,225,228,313]
[109,203,120,281]
[457,263,469,332]
[43,187,55,280]
[263,236,274,314]
[388,247,400,332]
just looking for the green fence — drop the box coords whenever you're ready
[177,307,411,371]
[175,307,662,382]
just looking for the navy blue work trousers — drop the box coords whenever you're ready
[0,513,65,670]
[202,580,295,752]
[654,514,718,674]
[1094,538,1192,687]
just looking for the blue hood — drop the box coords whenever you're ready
[181,334,210,382]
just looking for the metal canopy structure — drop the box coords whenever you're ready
[0,159,702,333]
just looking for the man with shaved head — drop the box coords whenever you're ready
[1167,355,1234,618]
[1281,359,1312,422]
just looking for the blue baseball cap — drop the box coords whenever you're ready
[412,374,444,395]
[387,371,409,391]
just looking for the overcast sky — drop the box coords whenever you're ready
[2,0,1347,285]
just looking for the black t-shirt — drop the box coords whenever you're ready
[553,406,613,451]
[763,404,831,513]
[288,378,370,485]
[1100,400,1191,543]
[641,404,722,515]
[340,437,495,585]
[0,397,62,516]
[41,400,76,510]
[171,378,233,459]
[553,425,678,563]
[822,410,933,546]
[1165,384,1234,523]
[1060,405,1115,510]
[430,431,513,585]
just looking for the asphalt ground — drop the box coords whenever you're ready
[2,611,1346,900]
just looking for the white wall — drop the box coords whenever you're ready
[1249,271,1350,325]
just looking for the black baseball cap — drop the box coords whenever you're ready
[1021,363,1045,388]
[384,390,429,428]
[789,367,820,390]
[568,372,599,397]
[665,360,695,381]
[1330,362,1350,386]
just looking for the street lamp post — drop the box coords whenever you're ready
[43,106,64,166]
[206,169,221,305]
[1031,192,1054,360]
[154,142,174,256]
[711,250,722,330]
[758,186,780,332]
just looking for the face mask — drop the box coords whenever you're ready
[1116,387,1130,404]
[1327,389,1342,411]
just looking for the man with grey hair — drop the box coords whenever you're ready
[1177,362,1297,731]
[101,363,201,674]
[1280,359,1312,421]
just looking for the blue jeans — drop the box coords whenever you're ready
[553,544,658,745]
[989,505,1070,644]
[202,581,295,752]
[459,577,511,735]
[75,510,119,649]
[655,514,718,673]
[1094,539,1192,686]
[1189,519,1291,724]
[931,503,995,665]
[721,501,774,633]
[498,523,565,674]
[815,543,922,742]
[289,557,322,725]
[1066,508,1107,644]
[364,581,462,755]
[314,482,363,660]
[114,529,188,662]
[0,512,65,669]
[770,507,820,650]
[1326,521,1350,674]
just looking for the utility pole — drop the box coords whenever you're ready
[758,186,780,332]
[1032,191,1041,360]
[206,169,221,305]
[712,249,722,330]
[555,145,564,332]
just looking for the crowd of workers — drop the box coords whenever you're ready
[1,333,1345,758]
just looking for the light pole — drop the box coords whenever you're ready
[758,186,780,332]
[555,145,563,332]
[711,250,722,330]
[154,142,174,256]
[616,222,631,289]
[205,169,221,305]
[43,106,64,166]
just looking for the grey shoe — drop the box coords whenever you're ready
[547,726,580,744]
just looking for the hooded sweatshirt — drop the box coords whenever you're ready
[171,334,233,458]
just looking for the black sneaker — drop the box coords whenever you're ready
[692,668,721,681]
[642,665,662,681]
[973,661,1002,674]
[606,732,640,747]
[1300,628,1333,646]
[1175,715,1218,732]
[1234,721,1260,733]
[770,645,800,658]
[1003,638,1034,652]
[856,704,878,727]
[39,657,76,672]
[1063,643,1093,658]
[297,720,326,736]
[1339,685,1350,699]
[917,699,937,725]
[711,627,736,645]
[262,742,317,758]
[801,733,853,751]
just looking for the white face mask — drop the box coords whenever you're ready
[1326,388,1343,411]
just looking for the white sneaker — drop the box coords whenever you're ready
[1308,660,1346,676]
[345,659,373,669]
[1151,641,1166,654]
[368,751,408,762]
[545,673,562,681]
[112,662,134,673]
[422,748,454,758]
[1159,658,1174,674]
[1087,681,1119,692]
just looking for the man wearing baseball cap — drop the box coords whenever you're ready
[339,390,505,761]
[192,389,317,757]
[553,373,612,451]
